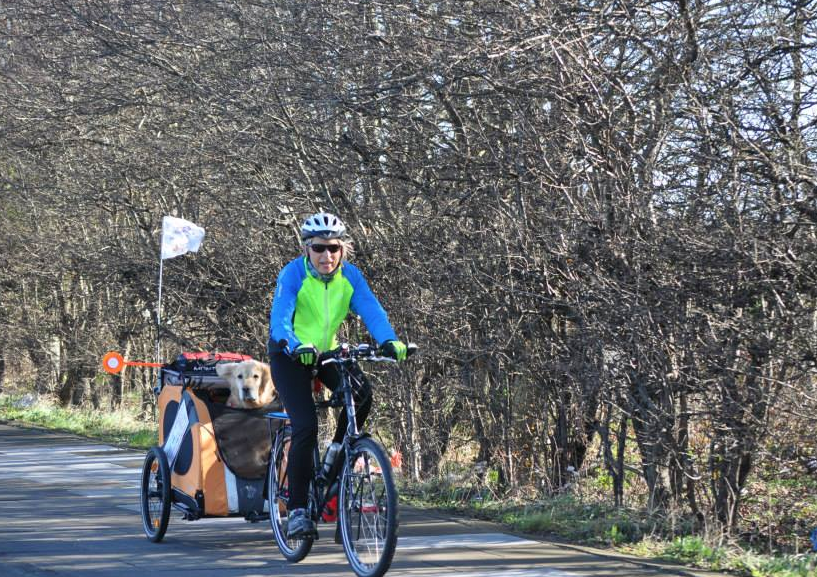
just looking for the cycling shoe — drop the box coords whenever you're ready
[287,508,317,539]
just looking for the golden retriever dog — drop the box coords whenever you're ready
[215,360,275,409]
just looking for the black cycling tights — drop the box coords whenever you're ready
[269,351,372,510]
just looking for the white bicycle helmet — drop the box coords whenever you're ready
[300,212,347,240]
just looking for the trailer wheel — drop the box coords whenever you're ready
[140,446,171,542]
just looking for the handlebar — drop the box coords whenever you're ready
[310,343,417,409]
[274,339,418,366]
[319,342,418,366]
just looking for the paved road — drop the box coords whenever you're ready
[0,423,717,577]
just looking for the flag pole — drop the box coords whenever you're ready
[156,250,164,365]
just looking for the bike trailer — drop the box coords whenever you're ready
[156,352,281,520]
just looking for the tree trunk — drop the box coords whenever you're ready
[599,404,627,507]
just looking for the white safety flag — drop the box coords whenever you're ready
[161,216,205,260]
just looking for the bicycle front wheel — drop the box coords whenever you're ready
[268,430,313,562]
[339,437,398,577]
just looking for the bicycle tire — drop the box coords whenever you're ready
[268,430,313,561]
[339,437,399,577]
[140,446,171,543]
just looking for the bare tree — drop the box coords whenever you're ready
[1,0,816,541]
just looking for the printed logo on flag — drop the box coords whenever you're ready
[161,216,205,260]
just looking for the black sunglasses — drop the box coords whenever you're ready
[309,243,342,254]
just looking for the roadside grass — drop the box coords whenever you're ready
[626,536,817,577]
[2,394,815,577]
[0,394,157,449]
[400,477,817,577]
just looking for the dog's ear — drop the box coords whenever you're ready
[259,362,274,396]
[216,362,237,378]
[259,362,272,388]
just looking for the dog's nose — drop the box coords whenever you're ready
[243,387,256,400]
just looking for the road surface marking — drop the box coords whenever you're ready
[398,532,539,550]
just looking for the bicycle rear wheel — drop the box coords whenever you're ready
[338,437,398,577]
[268,430,313,561]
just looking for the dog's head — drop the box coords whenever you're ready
[215,360,274,409]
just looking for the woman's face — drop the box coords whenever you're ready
[307,239,342,276]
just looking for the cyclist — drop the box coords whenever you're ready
[267,211,407,538]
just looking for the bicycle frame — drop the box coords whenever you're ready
[267,341,413,577]
[267,344,387,527]
[309,353,371,523]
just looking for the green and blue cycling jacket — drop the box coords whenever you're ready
[269,257,397,353]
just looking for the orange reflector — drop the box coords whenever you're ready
[101,352,163,374]
[102,352,124,374]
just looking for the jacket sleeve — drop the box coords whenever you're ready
[269,260,302,353]
[346,263,398,346]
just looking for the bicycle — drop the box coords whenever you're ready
[265,341,416,577]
